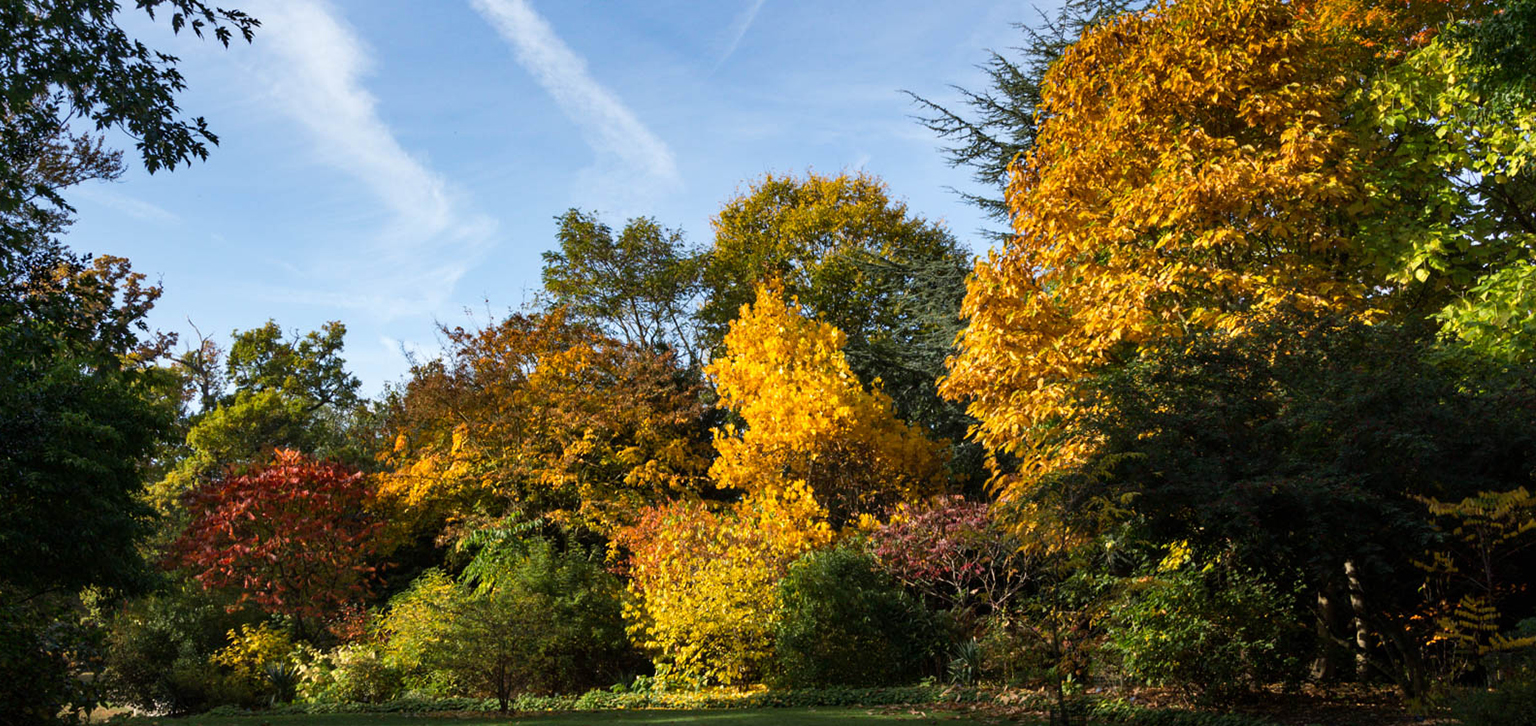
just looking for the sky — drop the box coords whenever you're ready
[63,0,1039,395]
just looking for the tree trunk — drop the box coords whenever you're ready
[1345,559,1370,681]
[1312,584,1339,681]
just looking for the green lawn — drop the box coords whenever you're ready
[115,708,998,726]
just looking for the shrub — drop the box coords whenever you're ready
[621,492,830,687]
[210,623,296,692]
[870,495,1031,616]
[379,538,638,710]
[1449,679,1536,726]
[1104,557,1304,699]
[0,597,105,725]
[296,643,402,704]
[102,583,253,715]
[772,546,944,687]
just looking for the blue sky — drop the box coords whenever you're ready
[63,0,1038,395]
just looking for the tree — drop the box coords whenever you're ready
[0,255,175,598]
[1,0,257,254]
[1045,315,1536,694]
[905,0,1146,230]
[941,0,1500,485]
[171,450,383,638]
[226,320,360,410]
[380,308,712,537]
[698,171,968,359]
[541,208,704,369]
[620,486,833,687]
[149,321,373,515]
[707,285,947,527]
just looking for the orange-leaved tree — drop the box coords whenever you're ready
[379,308,711,537]
[942,0,1485,492]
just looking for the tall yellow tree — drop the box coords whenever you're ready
[708,284,948,525]
[621,284,948,684]
[942,0,1488,491]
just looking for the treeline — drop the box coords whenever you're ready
[4,0,1536,724]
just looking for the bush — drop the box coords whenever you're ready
[209,622,298,704]
[1088,698,1283,726]
[380,538,638,709]
[102,582,254,714]
[1449,680,1536,726]
[198,685,991,715]
[0,596,105,725]
[297,643,403,704]
[1103,558,1304,699]
[772,546,944,687]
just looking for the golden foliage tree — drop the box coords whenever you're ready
[708,284,947,525]
[621,285,947,684]
[942,0,1489,489]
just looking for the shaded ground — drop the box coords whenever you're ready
[110,707,995,726]
[105,686,1462,726]
[923,684,1453,726]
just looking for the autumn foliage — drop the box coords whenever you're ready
[172,450,382,625]
[708,285,947,525]
[620,490,832,686]
[620,285,952,685]
[942,0,1489,486]
[379,309,711,536]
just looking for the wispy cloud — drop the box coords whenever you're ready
[470,0,681,206]
[716,0,767,70]
[69,185,182,224]
[242,0,495,318]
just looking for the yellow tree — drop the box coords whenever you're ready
[620,486,832,686]
[708,284,948,526]
[942,0,1484,493]
[621,284,947,684]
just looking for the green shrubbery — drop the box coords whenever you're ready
[1448,680,1536,726]
[771,546,945,687]
[377,537,638,709]
[296,643,402,704]
[101,583,256,715]
[1103,559,1304,699]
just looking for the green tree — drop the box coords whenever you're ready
[698,171,969,361]
[541,209,704,368]
[1054,315,1536,695]
[149,321,372,515]
[1,0,257,254]
[0,255,175,598]
[0,254,179,724]
[226,320,360,409]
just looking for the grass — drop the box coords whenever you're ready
[112,707,997,726]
